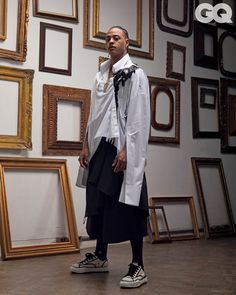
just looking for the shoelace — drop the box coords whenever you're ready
[125,263,141,278]
[81,253,96,264]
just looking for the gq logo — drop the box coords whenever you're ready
[195,3,233,23]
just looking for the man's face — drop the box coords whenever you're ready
[105,27,129,62]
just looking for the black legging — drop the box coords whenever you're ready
[95,237,144,268]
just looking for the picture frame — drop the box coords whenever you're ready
[219,31,236,78]
[220,78,236,153]
[0,66,34,150]
[193,21,218,70]
[42,84,91,156]
[0,0,7,40]
[166,41,186,81]
[0,0,29,61]
[200,88,217,109]
[191,157,235,239]
[0,157,80,260]
[148,76,180,144]
[32,0,79,23]
[148,196,200,241]
[39,22,72,76]
[191,77,220,138]
[229,95,236,136]
[156,0,193,37]
[83,0,154,59]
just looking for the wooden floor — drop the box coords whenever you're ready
[0,237,236,295]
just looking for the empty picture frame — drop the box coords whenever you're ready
[219,31,236,78]
[191,157,235,239]
[0,0,29,61]
[193,21,218,70]
[156,0,193,37]
[0,66,34,149]
[149,196,200,241]
[191,77,220,138]
[0,0,7,40]
[166,41,186,81]
[220,78,236,153]
[0,157,80,260]
[84,0,154,59]
[33,0,79,23]
[148,76,180,144]
[39,22,72,75]
[43,84,91,156]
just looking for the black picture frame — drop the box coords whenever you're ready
[219,31,236,78]
[193,21,218,70]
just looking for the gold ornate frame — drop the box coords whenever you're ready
[33,0,79,23]
[84,0,154,59]
[191,157,235,239]
[42,84,91,156]
[0,157,80,260]
[0,0,7,40]
[92,0,142,47]
[0,0,29,61]
[148,196,200,241]
[148,76,180,144]
[0,66,34,150]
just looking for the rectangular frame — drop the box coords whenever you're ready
[43,84,91,156]
[149,196,200,241]
[148,76,180,144]
[0,0,29,61]
[191,157,235,239]
[83,0,154,59]
[220,78,236,153]
[0,66,34,150]
[166,41,186,81]
[0,0,7,40]
[191,77,220,138]
[39,22,72,76]
[156,0,193,37]
[200,88,217,109]
[33,0,79,23]
[193,21,218,70]
[0,157,80,260]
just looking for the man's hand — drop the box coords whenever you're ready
[112,145,127,172]
[79,147,90,168]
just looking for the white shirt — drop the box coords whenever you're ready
[86,53,150,206]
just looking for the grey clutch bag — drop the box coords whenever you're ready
[76,166,88,188]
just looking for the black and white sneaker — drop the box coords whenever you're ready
[120,262,148,288]
[70,252,109,274]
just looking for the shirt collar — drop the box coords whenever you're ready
[99,53,133,75]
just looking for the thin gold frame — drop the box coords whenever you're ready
[149,196,200,241]
[191,157,235,239]
[0,0,29,61]
[0,0,7,40]
[42,84,91,156]
[84,0,154,59]
[0,66,34,150]
[0,157,80,260]
[33,0,79,23]
[92,0,142,47]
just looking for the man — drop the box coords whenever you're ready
[70,26,150,289]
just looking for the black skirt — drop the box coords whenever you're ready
[85,138,148,243]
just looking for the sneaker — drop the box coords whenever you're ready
[70,252,109,274]
[120,262,147,288]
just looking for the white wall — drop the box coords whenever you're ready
[0,0,235,249]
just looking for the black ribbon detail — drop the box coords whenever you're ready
[113,65,137,110]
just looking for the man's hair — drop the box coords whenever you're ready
[108,26,129,39]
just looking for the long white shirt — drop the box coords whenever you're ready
[86,53,150,206]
